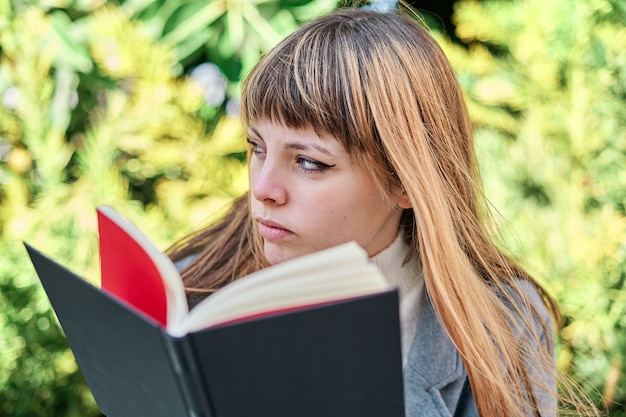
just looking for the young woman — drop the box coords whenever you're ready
[168,5,596,416]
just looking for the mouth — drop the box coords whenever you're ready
[256,218,294,241]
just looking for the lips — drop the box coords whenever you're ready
[256,218,294,241]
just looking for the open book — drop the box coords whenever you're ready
[96,205,391,336]
[25,206,405,417]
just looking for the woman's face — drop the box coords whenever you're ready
[248,121,408,264]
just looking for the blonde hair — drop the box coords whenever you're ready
[169,6,597,416]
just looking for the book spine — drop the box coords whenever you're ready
[162,334,214,417]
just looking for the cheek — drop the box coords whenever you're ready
[293,197,345,237]
[346,191,394,228]
[308,192,370,233]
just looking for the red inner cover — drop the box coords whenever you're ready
[97,209,168,327]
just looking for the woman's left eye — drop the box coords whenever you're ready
[296,157,335,174]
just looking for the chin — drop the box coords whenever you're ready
[263,242,313,265]
[263,244,292,265]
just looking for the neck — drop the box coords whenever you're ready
[370,232,422,297]
[369,231,425,365]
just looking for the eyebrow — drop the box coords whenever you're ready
[248,127,335,157]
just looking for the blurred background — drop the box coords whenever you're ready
[0,0,624,415]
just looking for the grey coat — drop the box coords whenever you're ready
[403,280,555,417]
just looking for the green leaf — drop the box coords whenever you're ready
[49,11,92,73]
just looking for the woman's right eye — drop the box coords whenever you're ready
[246,138,265,157]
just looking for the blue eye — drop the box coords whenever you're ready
[296,157,335,174]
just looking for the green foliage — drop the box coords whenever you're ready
[438,0,626,413]
[0,0,334,415]
[127,0,338,91]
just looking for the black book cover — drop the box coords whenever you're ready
[25,244,406,417]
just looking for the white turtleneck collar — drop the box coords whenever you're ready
[370,231,424,365]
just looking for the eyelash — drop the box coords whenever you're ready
[246,138,263,156]
[246,138,335,174]
[296,157,334,174]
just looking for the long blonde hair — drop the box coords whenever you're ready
[169,6,595,416]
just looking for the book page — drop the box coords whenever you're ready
[172,242,389,335]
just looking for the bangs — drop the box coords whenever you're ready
[241,15,373,154]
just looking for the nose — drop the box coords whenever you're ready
[250,161,287,205]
